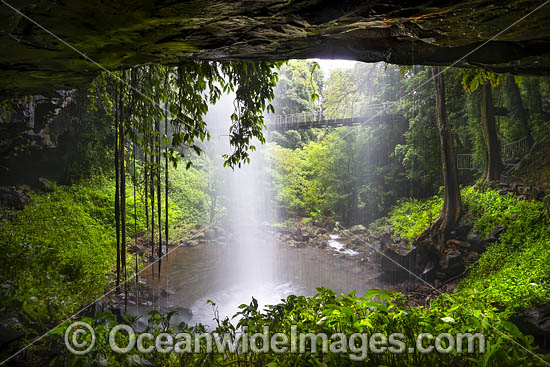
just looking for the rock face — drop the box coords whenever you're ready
[0,185,30,209]
[0,90,75,182]
[2,0,550,94]
[512,304,550,348]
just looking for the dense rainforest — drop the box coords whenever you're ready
[1,56,550,367]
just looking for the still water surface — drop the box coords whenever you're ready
[135,232,379,328]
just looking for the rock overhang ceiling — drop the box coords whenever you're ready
[1,0,550,95]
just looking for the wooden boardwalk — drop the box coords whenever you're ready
[264,105,404,131]
[265,113,406,131]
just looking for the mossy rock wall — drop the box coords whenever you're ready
[2,0,550,94]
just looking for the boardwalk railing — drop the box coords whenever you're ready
[457,154,475,171]
[458,120,550,170]
[502,136,531,163]
[264,103,396,130]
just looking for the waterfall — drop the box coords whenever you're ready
[130,90,379,329]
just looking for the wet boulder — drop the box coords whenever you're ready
[349,224,367,234]
[186,239,200,247]
[395,240,408,248]
[379,244,417,283]
[315,227,328,235]
[511,304,550,348]
[37,177,55,192]
[0,186,30,209]
[447,239,471,249]
[440,247,465,278]
[486,225,505,243]
[465,251,479,263]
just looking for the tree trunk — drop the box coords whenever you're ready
[526,78,543,117]
[119,71,126,282]
[114,81,121,287]
[150,132,155,260]
[164,97,169,254]
[144,139,149,231]
[133,142,137,238]
[434,66,461,233]
[156,118,162,265]
[506,75,533,145]
[481,82,503,182]
[418,67,462,254]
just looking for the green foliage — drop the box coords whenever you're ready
[90,61,282,170]
[267,60,324,150]
[383,186,550,310]
[272,60,324,115]
[457,187,550,310]
[49,288,546,366]
[35,183,550,366]
[268,129,361,221]
[324,63,405,118]
[0,166,213,323]
[0,181,117,320]
[56,89,116,182]
[268,122,408,225]
[459,69,503,92]
[167,159,224,225]
[384,195,444,240]
[269,62,548,225]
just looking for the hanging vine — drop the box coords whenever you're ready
[89,60,281,283]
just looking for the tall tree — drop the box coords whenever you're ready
[164,89,169,252]
[119,70,127,283]
[114,80,121,286]
[144,136,149,231]
[525,77,543,117]
[419,66,462,252]
[272,60,323,115]
[156,112,162,273]
[150,131,155,261]
[481,82,503,181]
[433,66,461,232]
[506,75,533,145]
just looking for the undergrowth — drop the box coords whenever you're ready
[3,183,550,366]
[0,180,118,323]
[49,288,548,366]
[382,186,550,310]
[0,177,188,323]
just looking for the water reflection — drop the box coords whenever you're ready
[136,236,379,328]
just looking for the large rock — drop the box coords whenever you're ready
[447,239,471,249]
[37,177,55,192]
[440,248,465,278]
[486,225,506,243]
[379,244,418,283]
[0,186,30,209]
[349,224,367,234]
[511,304,550,347]
[186,239,199,247]
[2,1,550,94]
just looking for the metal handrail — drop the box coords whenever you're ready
[266,108,548,171]
[264,103,397,128]
[458,120,550,170]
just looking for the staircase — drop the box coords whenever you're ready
[457,121,550,175]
